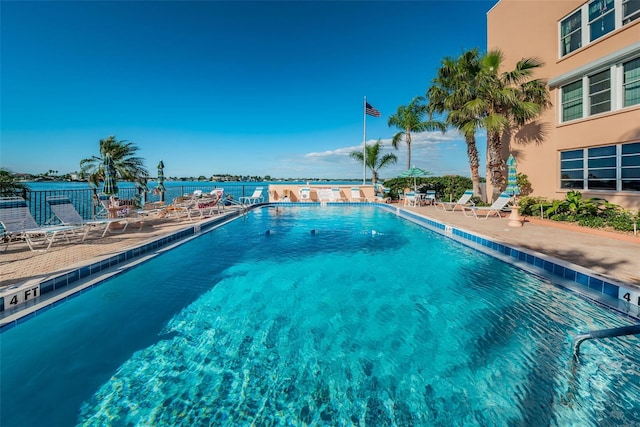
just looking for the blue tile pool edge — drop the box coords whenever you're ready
[0,209,248,331]
[393,206,640,322]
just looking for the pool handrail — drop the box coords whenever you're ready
[573,323,640,358]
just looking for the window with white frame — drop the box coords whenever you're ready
[589,69,611,114]
[623,0,640,24]
[561,80,584,121]
[560,149,584,189]
[623,57,640,107]
[622,142,640,190]
[559,56,640,122]
[560,142,640,191]
[561,10,582,56]
[560,0,638,58]
[588,145,617,189]
[589,0,615,41]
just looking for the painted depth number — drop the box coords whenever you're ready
[3,286,40,310]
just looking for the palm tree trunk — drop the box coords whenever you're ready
[465,134,482,199]
[486,131,504,201]
[406,131,412,169]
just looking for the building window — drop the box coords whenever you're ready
[588,145,617,189]
[623,0,640,24]
[561,143,640,192]
[589,69,611,114]
[560,149,585,189]
[561,81,584,121]
[623,58,640,107]
[621,142,640,190]
[561,10,582,56]
[589,0,615,41]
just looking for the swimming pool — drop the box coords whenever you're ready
[1,206,639,426]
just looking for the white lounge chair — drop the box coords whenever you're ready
[330,188,346,202]
[462,192,512,219]
[435,190,474,212]
[0,197,84,251]
[46,195,130,239]
[239,187,264,205]
[404,191,418,207]
[317,188,332,202]
[299,187,311,201]
[350,187,365,202]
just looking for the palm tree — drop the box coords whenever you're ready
[466,50,550,201]
[388,96,446,170]
[0,168,29,197]
[350,139,398,185]
[79,136,149,192]
[427,48,484,198]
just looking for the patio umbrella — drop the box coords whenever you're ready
[505,155,521,198]
[399,166,429,192]
[157,160,166,202]
[102,155,118,196]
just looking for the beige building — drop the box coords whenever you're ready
[487,0,640,210]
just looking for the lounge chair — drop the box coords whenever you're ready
[350,187,365,202]
[0,197,84,251]
[46,195,131,239]
[404,192,418,207]
[239,187,264,205]
[374,184,391,203]
[330,188,346,202]
[181,190,224,220]
[422,190,436,205]
[299,187,311,201]
[462,192,512,219]
[317,188,332,202]
[435,190,474,212]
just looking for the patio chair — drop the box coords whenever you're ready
[423,190,436,205]
[185,190,223,220]
[462,192,512,219]
[46,195,130,239]
[239,187,264,205]
[435,190,475,212]
[350,187,366,202]
[330,188,346,202]
[374,184,391,203]
[317,188,332,202]
[0,197,84,251]
[299,187,311,201]
[403,192,418,207]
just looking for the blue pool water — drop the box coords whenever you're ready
[1,206,639,426]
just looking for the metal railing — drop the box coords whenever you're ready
[15,184,258,225]
[573,324,640,358]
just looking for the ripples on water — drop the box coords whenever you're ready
[1,206,639,426]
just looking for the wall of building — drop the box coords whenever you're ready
[487,0,640,210]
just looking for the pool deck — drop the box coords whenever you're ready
[1,203,639,292]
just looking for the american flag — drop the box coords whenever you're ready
[365,102,381,117]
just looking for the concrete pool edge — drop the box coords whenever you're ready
[2,202,638,331]
[0,208,250,330]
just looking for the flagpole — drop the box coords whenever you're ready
[363,96,367,185]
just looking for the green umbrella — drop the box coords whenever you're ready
[505,155,521,197]
[399,166,429,192]
[157,160,166,202]
[102,155,118,196]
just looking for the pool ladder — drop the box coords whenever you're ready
[573,324,640,358]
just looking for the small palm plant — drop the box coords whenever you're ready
[80,136,149,193]
[350,140,398,185]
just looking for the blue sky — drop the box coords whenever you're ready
[1,0,495,180]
